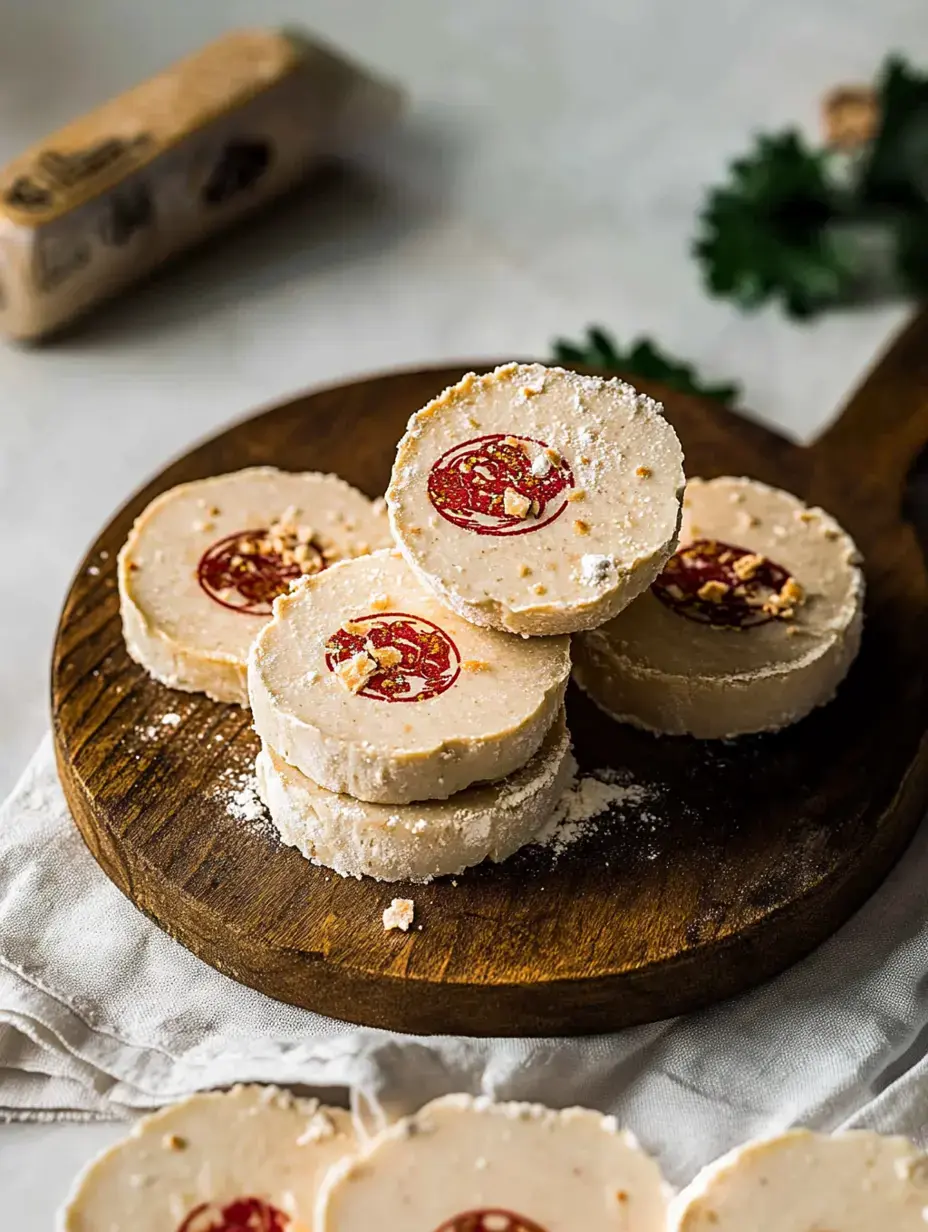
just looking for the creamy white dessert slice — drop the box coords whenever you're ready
[248,550,571,804]
[573,476,864,738]
[387,363,685,636]
[118,467,390,705]
[59,1084,355,1232]
[255,706,572,881]
[317,1094,669,1232]
[670,1129,928,1230]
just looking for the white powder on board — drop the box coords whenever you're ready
[533,766,655,857]
[227,774,265,823]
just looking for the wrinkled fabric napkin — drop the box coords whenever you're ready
[1,734,927,1184]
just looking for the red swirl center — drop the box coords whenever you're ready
[427,434,574,536]
[325,612,461,702]
[432,1210,549,1232]
[652,538,794,628]
[177,1197,289,1232]
[197,528,326,616]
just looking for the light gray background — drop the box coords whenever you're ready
[0,0,924,1222]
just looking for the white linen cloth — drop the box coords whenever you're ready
[2,735,927,1185]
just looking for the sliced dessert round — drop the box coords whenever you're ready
[573,476,864,738]
[248,550,571,803]
[118,467,390,704]
[60,1084,355,1232]
[316,1093,669,1232]
[386,363,685,636]
[255,706,572,881]
[670,1129,928,1231]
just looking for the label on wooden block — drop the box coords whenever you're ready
[0,29,402,338]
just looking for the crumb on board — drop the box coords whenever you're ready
[383,898,415,932]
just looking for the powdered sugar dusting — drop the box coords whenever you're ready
[532,765,660,858]
[210,764,278,841]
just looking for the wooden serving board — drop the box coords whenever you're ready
[52,316,928,1036]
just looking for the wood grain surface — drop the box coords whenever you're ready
[52,316,928,1035]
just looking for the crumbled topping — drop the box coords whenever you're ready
[533,583,548,595]
[566,489,586,502]
[763,576,805,619]
[382,898,414,931]
[192,520,215,534]
[732,552,765,582]
[740,512,761,530]
[334,651,378,694]
[698,580,730,603]
[518,563,532,578]
[370,643,402,669]
[504,436,529,453]
[521,374,546,396]
[297,1110,337,1144]
[573,519,591,535]
[342,620,371,636]
[462,659,491,672]
[504,488,532,519]
[467,416,481,429]
[369,593,391,611]
[580,554,615,586]
[162,1134,187,1151]
[636,465,652,478]
[544,446,562,466]
[823,527,840,540]
[796,509,816,523]
[530,452,552,478]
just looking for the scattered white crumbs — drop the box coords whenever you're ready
[226,774,266,824]
[580,554,615,586]
[532,765,657,858]
[87,565,100,576]
[530,452,552,478]
[383,898,415,932]
[160,713,181,727]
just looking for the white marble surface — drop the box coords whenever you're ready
[1,0,925,1222]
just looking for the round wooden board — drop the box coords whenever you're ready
[53,325,928,1036]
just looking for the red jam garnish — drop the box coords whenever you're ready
[197,528,326,616]
[432,1210,549,1232]
[427,435,573,536]
[177,1196,289,1232]
[325,612,461,702]
[652,538,795,628]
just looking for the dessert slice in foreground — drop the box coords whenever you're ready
[387,363,685,636]
[316,1093,669,1232]
[60,1085,355,1232]
[573,476,864,738]
[248,550,571,803]
[255,707,573,881]
[118,467,390,704]
[670,1129,928,1230]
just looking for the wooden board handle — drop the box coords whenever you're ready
[810,309,928,501]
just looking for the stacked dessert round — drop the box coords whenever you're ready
[573,476,864,738]
[118,467,391,704]
[248,550,573,881]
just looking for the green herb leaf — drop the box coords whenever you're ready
[551,326,741,407]
[693,130,861,319]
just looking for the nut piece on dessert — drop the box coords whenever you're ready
[254,708,572,882]
[386,363,685,636]
[60,1084,355,1232]
[316,1094,669,1232]
[118,467,391,705]
[248,549,571,804]
[670,1129,928,1231]
[573,476,864,738]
